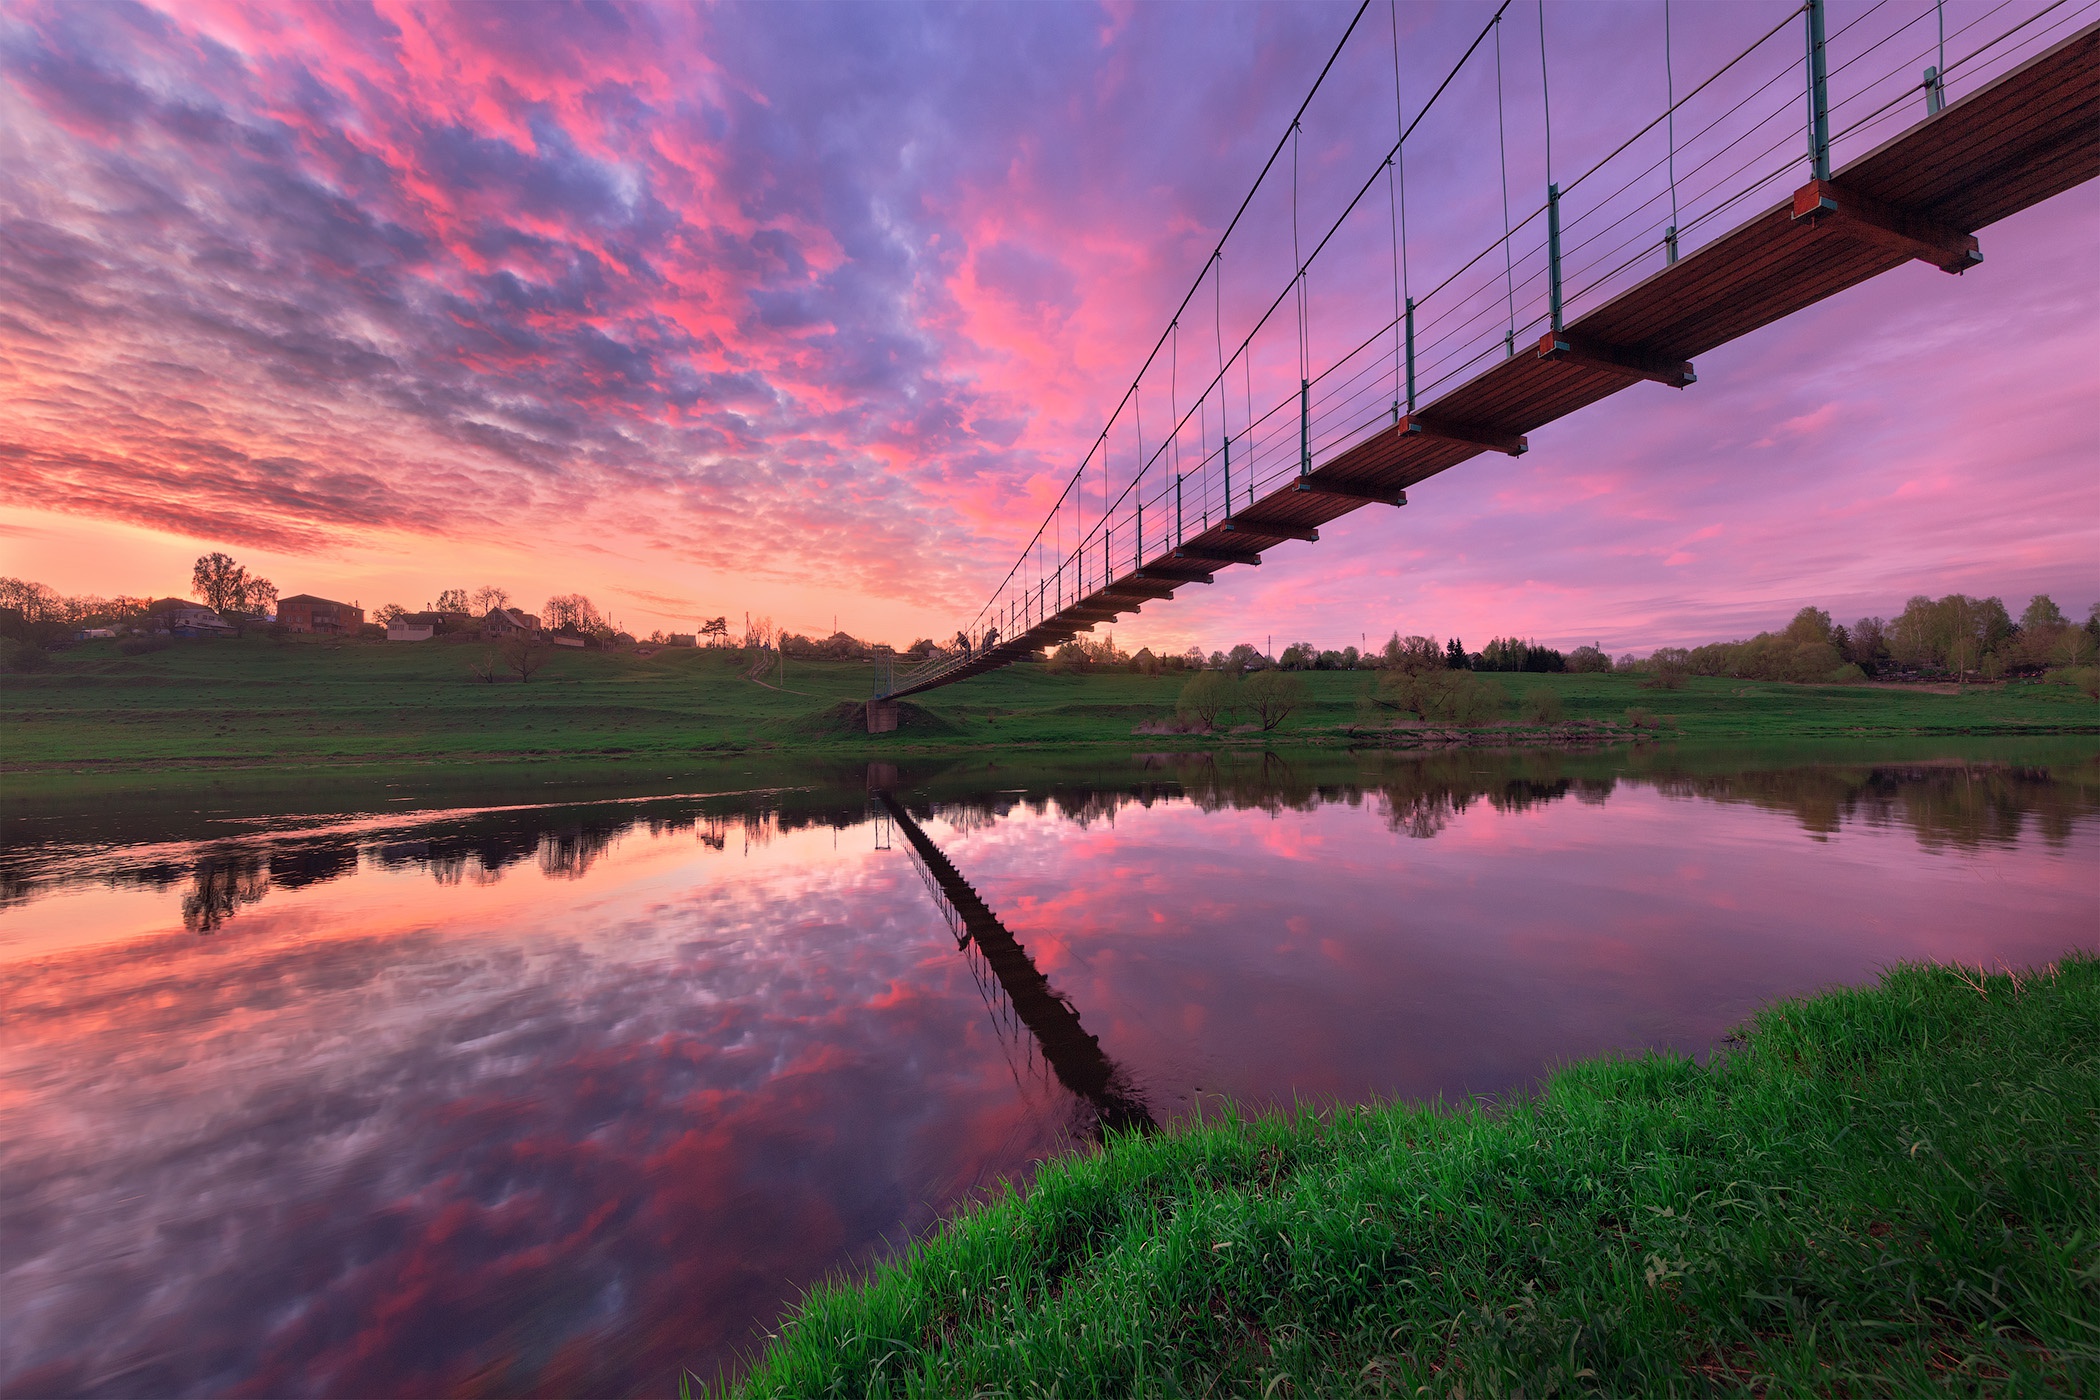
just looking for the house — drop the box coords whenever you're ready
[277,595,365,635]
[145,598,232,636]
[77,627,118,640]
[548,624,589,648]
[482,606,540,636]
[387,610,472,642]
[665,634,697,647]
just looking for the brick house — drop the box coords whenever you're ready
[277,595,365,634]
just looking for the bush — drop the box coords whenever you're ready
[1521,686,1564,722]
[119,635,171,656]
[1624,706,1660,729]
[1567,644,1613,674]
[0,637,52,672]
[1175,671,1235,731]
[1640,663,1687,691]
[1379,670,1505,725]
[1240,669,1308,731]
[1826,662,1867,684]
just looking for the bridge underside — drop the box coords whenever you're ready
[891,24,2098,701]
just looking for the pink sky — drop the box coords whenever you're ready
[1,0,2094,655]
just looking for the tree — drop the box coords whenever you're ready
[1445,636,1467,669]
[1277,641,1316,670]
[245,577,276,618]
[1181,645,1206,670]
[1176,670,1235,730]
[1224,642,1264,672]
[1567,644,1612,673]
[191,553,250,614]
[471,585,510,614]
[434,588,471,614]
[376,603,408,627]
[503,632,550,682]
[2020,595,2068,633]
[700,616,730,646]
[546,594,608,633]
[1240,669,1307,731]
[1382,634,1443,675]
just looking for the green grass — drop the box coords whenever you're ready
[725,956,2100,1397]
[3,634,2094,782]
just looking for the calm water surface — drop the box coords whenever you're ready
[3,746,2095,1395]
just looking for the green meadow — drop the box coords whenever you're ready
[3,633,2095,786]
[727,956,2100,1396]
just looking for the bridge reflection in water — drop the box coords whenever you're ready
[875,790,1154,1140]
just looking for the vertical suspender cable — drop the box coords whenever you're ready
[1665,0,1679,263]
[1539,0,1561,334]
[1293,120,1310,477]
[1805,0,1830,182]
[1388,0,1412,419]
[1214,255,1227,525]
[1927,0,1947,112]
[1495,16,1516,359]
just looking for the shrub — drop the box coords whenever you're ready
[1826,662,1867,684]
[1640,663,1687,690]
[1240,669,1308,731]
[1567,644,1613,674]
[118,636,169,656]
[1175,670,1235,731]
[1624,706,1660,729]
[0,637,52,672]
[1521,686,1564,722]
[1380,670,1505,725]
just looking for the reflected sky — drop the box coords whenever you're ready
[3,750,2096,1396]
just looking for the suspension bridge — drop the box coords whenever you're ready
[868,0,2097,726]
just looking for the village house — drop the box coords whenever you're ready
[386,610,475,642]
[276,595,365,635]
[144,598,232,636]
[665,633,697,647]
[481,606,540,637]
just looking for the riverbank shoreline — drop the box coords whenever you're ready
[5,635,2095,788]
[725,956,2100,1396]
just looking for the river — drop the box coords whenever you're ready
[3,742,2094,1395]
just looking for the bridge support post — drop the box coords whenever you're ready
[867,699,899,734]
[1805,0,1831,181]
[1547,183,1564,332]
[1404,296,1416,413]
[1222,435,1231,511]
[1924,65,1945,115]
[1299,379,1310,475]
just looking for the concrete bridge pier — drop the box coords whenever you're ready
[867,699,899,733]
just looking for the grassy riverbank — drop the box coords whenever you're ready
[4,633,2095,782]
[728,956,2100,1397]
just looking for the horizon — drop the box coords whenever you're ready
[3,1,2094,659]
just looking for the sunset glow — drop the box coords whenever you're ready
[2,1,2093,651]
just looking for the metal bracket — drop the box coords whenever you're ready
[1790,178,1980,273]
[1537,330,1696,388]
[1136,568,1213,585]
[1399,413,1527,456]
[1295,480,1408,507]
[1224,520,1319,543]
[1175,545,1261,566]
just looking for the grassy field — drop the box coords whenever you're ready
[725,956,2100,1397]
[3,633,2095,783]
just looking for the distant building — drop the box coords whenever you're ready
[387,610,472,642]
[144,598,232,636]
[665,633,697,647]
[548,624,589,648]
[482,606,540,636]
[277,595,365,635]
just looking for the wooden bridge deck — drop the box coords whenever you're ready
[892,23,2098,700]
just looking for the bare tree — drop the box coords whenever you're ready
[471,585,510,613]
[1241,670,1308,731]
[504,632,551,682]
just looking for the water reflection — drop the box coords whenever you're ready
[879,790,1154,1139]
[1,744,2094,1396]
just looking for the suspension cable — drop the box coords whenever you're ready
[1495,16,1515,357]
[1538,0,1553,186]
[1665,0,1679,256]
